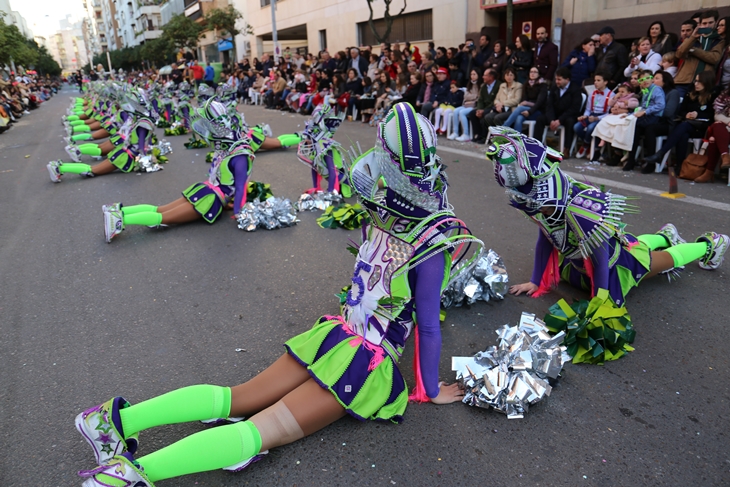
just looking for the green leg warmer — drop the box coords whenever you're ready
[69,120,86,126]
[119,385,231,436]
[637,234,669,251]
[665,242,709,268]
[122,204,158,215]
[277,133,302,147]
[79,144,102,156]
[71,133,93,142]
[67,115,80,121]
[58,162,92,175]
[122,212,163,227]
[139,421,262,482]
[73,125,92,133]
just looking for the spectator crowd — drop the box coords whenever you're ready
[0,73,60,135]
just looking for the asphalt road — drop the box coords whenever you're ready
[1,89,728,486]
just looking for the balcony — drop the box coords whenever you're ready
[138,5,160,17]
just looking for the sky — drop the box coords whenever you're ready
[11,0,86,38]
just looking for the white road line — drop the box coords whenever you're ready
[437,145,730,212]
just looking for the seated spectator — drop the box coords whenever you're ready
[660,52,678,78]
[574,71,614,158]
[435,47,449,68]
[508,35,533,84]
[349,75,373,120]
[642,71,715,173]
[647,21,674,55]
[448,60,464,87]
[533,66,583,152]
[590,82,640,161]
[419,67,450,119]
[433,81,464,134]
[633,71,681,172]
[502,67,548,134]
[401,72,422,108]
[264,70,287,109]
[468,68,501,143]
[675,9,725,96]
[701,84,730,179]
[624,37,662,78]
[419,51,435,76]
[628,70,641,93]
[449,68,482,141]
[367,53,379,81]
[561,38,597,88]
[481,67,523,129]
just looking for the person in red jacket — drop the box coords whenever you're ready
[190,61,204,87]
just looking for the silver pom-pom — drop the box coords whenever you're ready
[135,155,163,173]
[153,140,173,155]
[442,249,508,309]
[236,197,299,232]
[295,191,343,212]
[452,313,568,419]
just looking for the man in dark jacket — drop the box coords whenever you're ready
[595,26,628,88]
[468,68,501,143]
[533,27,559,83]
[534,67,583,153]
[347,48,369,78]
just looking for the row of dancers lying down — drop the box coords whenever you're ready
[53,87,726,486]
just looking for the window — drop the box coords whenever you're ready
[319,29,327,51]
[357,9,432,45]
[261,0,284,6]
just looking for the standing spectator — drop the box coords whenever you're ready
[190,60,204,87]
[509,35,533,84]
[449,68,482,141]
[420,67,450,119]
[677,19,698,49]
[474,34,493,71]
[715,17,730,89]
[561,38,597,87]
[642,71,716,175]
[646,21,674,55]
[481,67,523,129]
[292,53,305,70]
[700,85,730,178]
[170,63,183,85]
[637,71,681,172]
[623,37,662,78]
[675,10,725,96]
[595,26,629,88]
[428,41,437,60]
[534,66,583,151]
[574,72,614,158]
[468,68,501,143]
[484,40,507,77]
[502,67,548,133]
[533,26,559,83]
[459,39,478,83]
[348,48,368,78]
[203,62,216,87]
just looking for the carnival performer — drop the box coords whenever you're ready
[47,88,158,182]
[485,127,728,307]
[101,98,254,243]
[297,103,351,197]
[74,103,481,485]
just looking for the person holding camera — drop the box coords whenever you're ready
[675,10,725,97]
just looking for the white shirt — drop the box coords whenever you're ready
[623,50,662,77]
[583,87,614,118]
[559,82,571,97]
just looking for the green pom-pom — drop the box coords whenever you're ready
[246,181,274,202]
[543,289,635,365]
[205,151,214,163]
[316,203,368,230]
[184,137,208,149]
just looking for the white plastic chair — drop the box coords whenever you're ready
[522,120,536,138]
[542,93,587,156]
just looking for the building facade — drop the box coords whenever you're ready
[51,17,90,72]
[0,0,33,38]
[182,0,250,64]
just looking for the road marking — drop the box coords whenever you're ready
[437,145,730,212]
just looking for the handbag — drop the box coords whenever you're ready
[679,153,708,180]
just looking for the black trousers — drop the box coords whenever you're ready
[534,114,576,152]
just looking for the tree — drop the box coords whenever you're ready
[35,45,62,76]
[141,36,174,68]
[366,0,407,44]
[205,5,253,63]
[162,13,204,51]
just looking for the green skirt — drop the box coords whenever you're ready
[285,316,409,423]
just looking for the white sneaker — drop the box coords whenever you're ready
[447,133,457,141]
[23,110,30,115]
[103,208,124,243]
[47,161,62,183]
[456,134,471,142]
[576,146,587,159]
[65,145,81,163]
[697,232,729,270]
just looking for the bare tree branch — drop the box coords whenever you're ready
[366,0,407,45]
